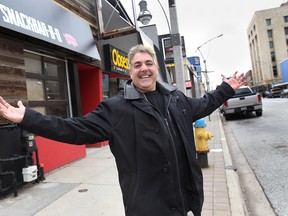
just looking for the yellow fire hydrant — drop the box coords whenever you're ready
[194,118,214,168]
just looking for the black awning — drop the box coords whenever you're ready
[0,0,100,60]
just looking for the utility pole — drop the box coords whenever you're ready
[168,0,186,94]
[196,33,223,91]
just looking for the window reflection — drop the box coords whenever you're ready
[46,80,66,100]
[102,73,109,100]
[26,79,44,100]
[24,53,42,74]
[44,57,65,79]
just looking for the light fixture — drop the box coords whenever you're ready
[137,0,152,25]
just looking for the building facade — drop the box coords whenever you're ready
[247,2,288,89]
[0,0,106,174]
[0,0,202,185]
[0,0,176,181]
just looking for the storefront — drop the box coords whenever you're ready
[0,0,172,179]
[103,44,130,97]
[0,0,102,173]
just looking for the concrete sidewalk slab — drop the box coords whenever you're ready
[34,147,125,216]
[34,184,124,216]
[0,182,77,216]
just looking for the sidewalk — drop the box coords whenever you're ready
[200,111,247,216]
[0,111,247,216]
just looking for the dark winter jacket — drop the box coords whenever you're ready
[20,80,235,216]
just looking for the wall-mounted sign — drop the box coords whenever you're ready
[158,34,186,63]
[0,0,100,60]
[104,44,129,75]
[187,56,200,66]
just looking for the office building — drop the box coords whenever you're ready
[248,2,288,88]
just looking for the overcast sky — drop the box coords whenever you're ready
[122,0,286,87]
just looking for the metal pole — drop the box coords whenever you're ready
[203,60,209,91]
[196,47,209,92]
[132,0,139,30]
[169,1,186,94]
[196,34,223,92]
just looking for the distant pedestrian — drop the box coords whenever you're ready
[0,44,246,216]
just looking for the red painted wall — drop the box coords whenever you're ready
[78,67,102,115]
[35,136,86,173]
[78,66,108,147]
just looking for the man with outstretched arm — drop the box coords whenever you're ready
[0,44,246,216]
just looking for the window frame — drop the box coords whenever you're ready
[267,29,273,38]
[269,41,274,49]
[24,50,71,117]
[285,27,288,35]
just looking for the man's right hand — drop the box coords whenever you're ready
[0,97,25,123]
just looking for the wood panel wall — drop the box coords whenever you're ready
[0,37,27,124]
[52,0,99,37]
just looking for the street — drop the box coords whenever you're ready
[221,98,288,216]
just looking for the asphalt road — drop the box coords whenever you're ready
[223,98,288,216]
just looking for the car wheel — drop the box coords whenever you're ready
[256,110,262,117]
[224,115,231,120]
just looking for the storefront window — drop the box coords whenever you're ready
[110,78,126,97]
[24,51,68,117]
[102,73,109,100]
[44,57,65,79]
[109,78,118,97]
[46,80,66,101]
[26,78,45,100]
[24,52,42,74]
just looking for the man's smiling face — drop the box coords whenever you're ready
[130,52,158,93]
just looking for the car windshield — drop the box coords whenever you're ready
[234,88,251,96]
[272,88,282,92]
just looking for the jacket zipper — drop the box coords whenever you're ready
[143,94,186,213]
[164,111,186,214]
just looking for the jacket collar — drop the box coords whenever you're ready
[124,79,177,100]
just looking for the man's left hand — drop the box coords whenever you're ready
[222,71,246,90]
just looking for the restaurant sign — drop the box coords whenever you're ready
[0,0,100,60]
[104,44,129,75]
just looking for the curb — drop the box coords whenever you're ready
[217,112,249,216]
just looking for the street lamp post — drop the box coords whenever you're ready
[168,0,186,94]
[137,0,152,25]
[196,34,223,91]
[136,0,186,94]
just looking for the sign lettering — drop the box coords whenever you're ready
[0,4,62,42]
[111,48,129,70]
